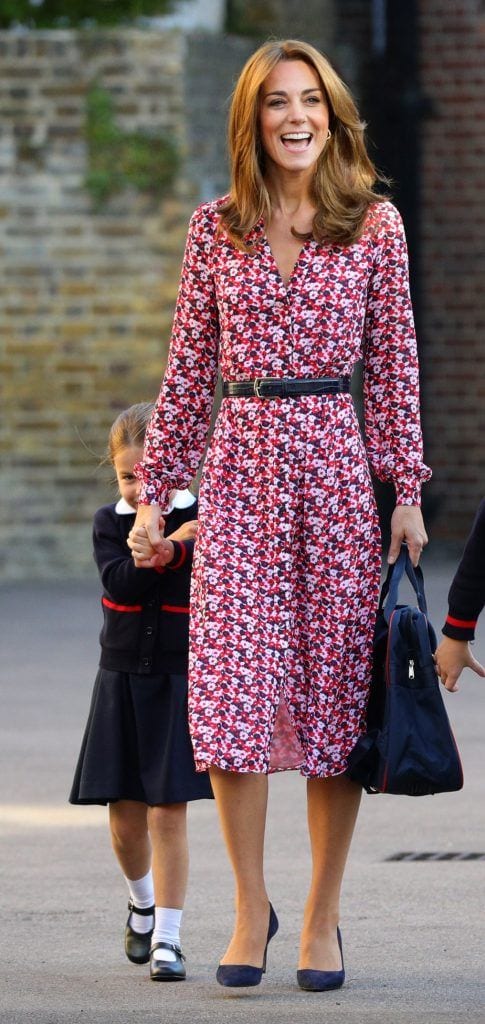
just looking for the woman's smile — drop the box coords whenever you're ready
[259,60,330,173]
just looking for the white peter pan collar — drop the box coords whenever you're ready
[165,488,197,513]
[115,490,196,516]
[115,497,137,515]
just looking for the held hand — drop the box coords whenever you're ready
[128,524,175,569]
[434,636,485,693]
[168,519,198,543]
[387,505,428,567]
[128,506,165,567]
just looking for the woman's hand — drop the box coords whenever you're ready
[387,505,428,566]
[129,505,165,566]
[434,636,485,692]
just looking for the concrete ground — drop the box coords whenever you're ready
[1,555,484,1024]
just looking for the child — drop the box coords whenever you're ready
[435,497,485,691]
[69,402,212,982]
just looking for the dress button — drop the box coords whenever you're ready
[142,657,152,667]
[145,626,153,636]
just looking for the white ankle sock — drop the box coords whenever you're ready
[151,907,183,962]
[125,869,154,934]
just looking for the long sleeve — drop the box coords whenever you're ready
[135,204,220,508]
[442,499,485,641]
[363,202,431,505]
[93,507,161,604]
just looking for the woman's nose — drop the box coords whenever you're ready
[288,106,306,123]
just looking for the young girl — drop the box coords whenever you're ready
[69,402,212,982]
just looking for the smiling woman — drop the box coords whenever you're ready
[130,37,431,993]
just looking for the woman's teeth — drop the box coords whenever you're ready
[281,132,312,148]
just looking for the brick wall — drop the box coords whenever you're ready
[0,29,195,578]
[419,0,485,538]
[2,12,482,579]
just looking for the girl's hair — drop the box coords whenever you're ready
[218,38,387,249]
[107,402,154,463]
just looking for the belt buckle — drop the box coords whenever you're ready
[253,377,281,398]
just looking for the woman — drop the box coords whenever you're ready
[130,39,430,990]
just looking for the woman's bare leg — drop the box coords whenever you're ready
[209,768,270,966]
[298,774,362,970]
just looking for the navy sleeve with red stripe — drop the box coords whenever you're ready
[442,498,485,641]
[93,505,162,604]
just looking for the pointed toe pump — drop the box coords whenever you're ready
[216,903,279,988]
[297,927,345,992]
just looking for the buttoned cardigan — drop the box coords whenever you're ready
[94,498,197,675]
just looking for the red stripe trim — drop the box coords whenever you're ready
[169,540,187,570]
[102,597,189,614]
[446,614,477,628]
[102,597,142,612]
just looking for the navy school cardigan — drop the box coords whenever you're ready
[93,497,198,675]
[442,498,485,642]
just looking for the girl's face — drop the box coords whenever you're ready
[259,60,330,176]
[113,445,143,510]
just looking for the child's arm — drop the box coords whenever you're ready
[129,520,197,571]
[435,498,485,691]
[94,506,162,603]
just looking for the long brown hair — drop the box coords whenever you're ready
[218,39,387,248]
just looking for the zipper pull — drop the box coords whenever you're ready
[408,659,415,679]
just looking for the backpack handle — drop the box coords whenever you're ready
[379,544,428,622]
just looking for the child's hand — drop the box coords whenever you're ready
[168,519,198,543]
[128,525,155,568]
[434,636,485,692]
[128,519,165,569]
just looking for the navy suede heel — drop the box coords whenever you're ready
[216,903,279,988]
[297,927,345,992]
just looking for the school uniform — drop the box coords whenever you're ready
[442,498,485,642]
[69,491,212,806]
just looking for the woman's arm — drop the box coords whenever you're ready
[133,204,220,555]
[363,203,431,565]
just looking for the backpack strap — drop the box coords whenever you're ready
[381,544,428,622]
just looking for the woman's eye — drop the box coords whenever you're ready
[306,95,320,104]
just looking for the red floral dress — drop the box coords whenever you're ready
[136,198,431,777]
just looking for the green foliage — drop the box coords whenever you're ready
[0,0,174,29]
[84,84,180,208]
[225,0,276,37]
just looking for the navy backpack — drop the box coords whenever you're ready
[346,546,464,796]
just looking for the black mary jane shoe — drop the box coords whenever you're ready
[150,941,187,981]
[124,899,155,965]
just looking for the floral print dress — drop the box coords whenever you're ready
[136,197,431,778]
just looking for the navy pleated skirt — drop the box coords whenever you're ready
[69,669,213,806]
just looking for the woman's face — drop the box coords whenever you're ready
[259,60,330,175]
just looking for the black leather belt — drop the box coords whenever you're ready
[222,376,351,399]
